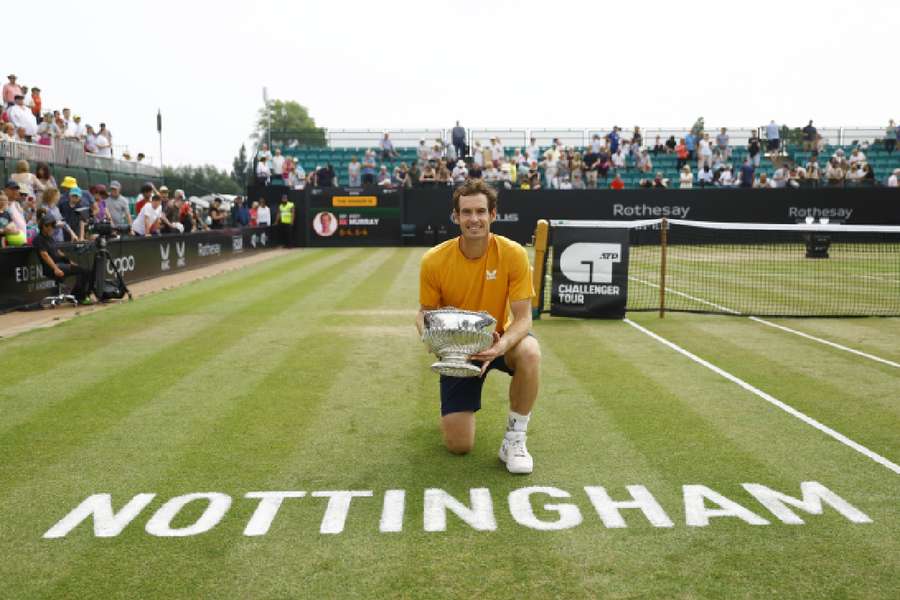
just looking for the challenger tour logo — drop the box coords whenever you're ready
[557,243,622,303]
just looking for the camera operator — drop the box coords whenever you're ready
[34,214,92,304]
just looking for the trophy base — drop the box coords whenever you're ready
[431,360,482,378]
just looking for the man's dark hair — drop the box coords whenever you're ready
[452,178,498,213]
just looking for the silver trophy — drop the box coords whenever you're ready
[422,308,498,378]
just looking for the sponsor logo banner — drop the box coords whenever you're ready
[551,226,630,318]
[613,203,691,218]
[108,255,136,275]
[198,243,222,257]
[788,207,854,220]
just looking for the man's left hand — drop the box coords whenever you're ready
[470,332,505,377]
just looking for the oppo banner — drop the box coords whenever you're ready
[550,225,631,319]
[0,227,273,312]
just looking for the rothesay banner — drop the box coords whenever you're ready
[550,225,631,319]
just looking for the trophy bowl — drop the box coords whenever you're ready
[422,308,497,378]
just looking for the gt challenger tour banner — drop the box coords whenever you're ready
[550,225,631,319]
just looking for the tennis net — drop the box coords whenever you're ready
[534,218,900,317]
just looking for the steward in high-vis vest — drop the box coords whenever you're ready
[276,194,295,246]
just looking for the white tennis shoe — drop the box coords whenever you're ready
[499,431,533,474]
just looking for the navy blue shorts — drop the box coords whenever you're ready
[439,333,535,416]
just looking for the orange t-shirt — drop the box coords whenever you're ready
[419,234,534,334]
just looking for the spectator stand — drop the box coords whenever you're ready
[263,125,899,191]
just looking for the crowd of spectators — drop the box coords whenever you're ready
[0,159,273,250]
[257,120,899,191]
[1,73,145,161]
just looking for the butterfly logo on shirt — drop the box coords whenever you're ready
[485,270,497,281]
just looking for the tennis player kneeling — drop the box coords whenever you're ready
[416,179,540,474]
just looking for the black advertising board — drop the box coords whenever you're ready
[402,187,900,246]
[0,227,274,312]
[305,186,403,246]
[550,225,631,319]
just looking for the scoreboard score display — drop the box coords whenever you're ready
[306,187,403,246]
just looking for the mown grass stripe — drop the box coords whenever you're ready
[750,316,900,368]
[771,317,900,363]
[0,314,219,435]
[634,313,900,452]
[0,249,365,488]
[625,318,900,475]
[0,249,339,437]
[334,247,410,310]
[0,249,326,386]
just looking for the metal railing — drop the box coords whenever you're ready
[0,138,160,177]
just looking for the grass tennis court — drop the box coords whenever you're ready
[1,247,898,599]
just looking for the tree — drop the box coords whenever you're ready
[231,144,249,187]
[254,99,326,148]
[163,164,242,197]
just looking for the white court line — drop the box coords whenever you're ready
[623,318,900,475]
[629,276,899,369]
[748,317,900,369]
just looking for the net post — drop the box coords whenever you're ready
[532,219,550,319]
[659,218,668,318]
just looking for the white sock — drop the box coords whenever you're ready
[507,410,531,433]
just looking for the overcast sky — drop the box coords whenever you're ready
[13,0,895,171]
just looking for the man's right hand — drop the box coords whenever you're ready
[53,267,64,279]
